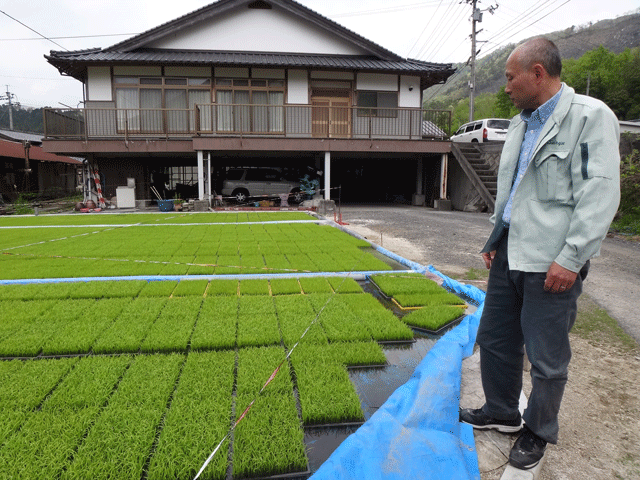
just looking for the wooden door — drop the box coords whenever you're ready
[311,96,351,138]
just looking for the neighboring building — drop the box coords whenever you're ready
[43,0,455,205]
[0,131,81,202]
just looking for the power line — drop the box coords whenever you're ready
[0,9,68,51]
[0,33,138,42]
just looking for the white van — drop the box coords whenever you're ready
[451,118,511,143]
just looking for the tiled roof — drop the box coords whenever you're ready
[47,49,454,80]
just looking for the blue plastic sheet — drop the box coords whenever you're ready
[310,266,485,480]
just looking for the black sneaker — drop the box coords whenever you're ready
[509,425,547,470]
[459,407,523,433]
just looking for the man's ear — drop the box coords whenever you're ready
[532,63,545,81]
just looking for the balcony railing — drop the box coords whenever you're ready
[43,105,451,141]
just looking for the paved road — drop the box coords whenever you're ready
[339,204,640,345]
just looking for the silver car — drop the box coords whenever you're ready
[221,168,305,204]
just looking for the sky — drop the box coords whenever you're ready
[1,0,639,110]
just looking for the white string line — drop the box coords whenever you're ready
[192,257,366,480]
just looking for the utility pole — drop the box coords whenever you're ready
[0,86,19,130]
[469,0,479,122]
[466,1,497,122]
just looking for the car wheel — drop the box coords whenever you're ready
[232,189,250,204]
[289,188,305,204]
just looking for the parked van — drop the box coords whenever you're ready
[450,118,511,143]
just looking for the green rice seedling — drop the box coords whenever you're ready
[311,253,346,272]
[147,350,235,480]
[31,282,75,300]
[232,392,307,479]
[329,341,387,366]
[238,295,276,316]
[269,278,302,295]
[0,299,58,340]
[237,312,281,348]
[292,358,364,425]
[394,291,465,308]
[236,346,292,397]
[401,305,465,331]
[172,280,209,297]
[327,276,363,293]
[257,241,280,255]
[214,254,242,274]
[0,298,95,357]
[207,279,238,296]
[216,242,238,255]
[306,294,372,343]
[140,297,202,353]
[0,404,102,478]
[338,293,414,342]
[92,298,167,354]
[159,256,192,276]
[191,296,237,350]
[44,355,132,412]
[262,254,293,274]
[285,253,317,272]
[62,354,184,480]
[274,295,328,346]
[42,297,132,356]
[187,256,216,275]
[239,254,267,274]
[0,357,79,444]
[370,273,443,296]
[238,279,270,295]
[299,277,333,293]
[138,281,178,297]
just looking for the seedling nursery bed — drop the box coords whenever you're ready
[0,211,470,479]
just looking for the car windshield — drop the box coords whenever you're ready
[487,119,510,129]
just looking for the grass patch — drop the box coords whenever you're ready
[572,295,640,354]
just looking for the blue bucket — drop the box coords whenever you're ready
[157,200,174,212]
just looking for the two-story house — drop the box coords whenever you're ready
[43,0,455,206]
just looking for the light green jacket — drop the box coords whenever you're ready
[483,84,620,273]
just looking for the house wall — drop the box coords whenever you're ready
[87,67,112,101]
[399,76,420,108]
[146,7,368,56]
[287,70,308,104]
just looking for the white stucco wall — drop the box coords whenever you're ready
[398,75,421,108]
[287,70,308,104]
[146,7,368,56]
[87,67,112,101]
[357,73,398,91]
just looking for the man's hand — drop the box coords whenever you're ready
[544,261,578,293]
[482,251,496,269]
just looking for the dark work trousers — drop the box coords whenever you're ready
[476,233,589,444]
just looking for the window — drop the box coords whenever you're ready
[113,76,212,133]
[357,91,398,117]
[215,78,284,133]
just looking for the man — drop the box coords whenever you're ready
[459,37,620,470]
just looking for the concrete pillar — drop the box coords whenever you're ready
[197,150,204,200]
[324,151,331,200]
[440,153,448,199]
[413,157,425,206]
[206,151,212,205]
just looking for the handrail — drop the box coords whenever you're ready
[43,105,451,141]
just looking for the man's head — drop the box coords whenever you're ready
[505,37,562,111]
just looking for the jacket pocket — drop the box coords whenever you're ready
[533,150,571,202]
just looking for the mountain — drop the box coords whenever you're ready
[424,11,640,105]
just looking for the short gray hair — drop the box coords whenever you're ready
[518,38,562,77]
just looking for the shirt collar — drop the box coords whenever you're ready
[520,84,564,129]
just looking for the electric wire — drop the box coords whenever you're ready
[0,9,68,51]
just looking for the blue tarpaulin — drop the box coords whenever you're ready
[310,264,485,480]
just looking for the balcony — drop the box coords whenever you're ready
[43,105,451,142]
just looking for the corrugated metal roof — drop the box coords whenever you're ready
[47,49,454,77]
[0,139,81,164]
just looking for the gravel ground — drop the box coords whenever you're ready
[336,204,640,480]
